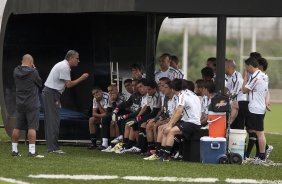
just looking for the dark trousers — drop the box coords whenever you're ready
[101,114,112,139]
[42,87,61,152]
[231,101,249,130]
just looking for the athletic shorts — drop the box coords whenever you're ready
[175,120,201,140]
[232,101,249,130]
[247,112,265,131]
[15,108,40,130]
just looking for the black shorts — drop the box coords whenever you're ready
[247,112,265,131]
[15,108,40,130]
[176,120,201,140]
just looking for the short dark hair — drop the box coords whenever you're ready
[245,57,259,68]
[204,80,216,94]
[249,52,262,60]
[195,79,205,89]
[165,81,173,89]
[201,67,214,79]
[137,78,148,86]
[145,80,158,89]
[130,63,144,72]
[207,57,216,67]
[92,86,102,91]
[159,53,171,60]
[124,78,132,84]
[184,80,195,92]
[171,78,185,92]
[257,57,268,71]
[170,55,179,64]
[159,77,170,83]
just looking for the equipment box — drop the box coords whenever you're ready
[200,136,226,164]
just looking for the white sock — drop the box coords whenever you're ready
[12,143,18,153]
[102,138,108,147]
[118,135,123,139]
[29,144,35,154]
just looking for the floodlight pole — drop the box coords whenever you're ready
[216,16,227,94]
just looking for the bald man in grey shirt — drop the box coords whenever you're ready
[43,50,89,153]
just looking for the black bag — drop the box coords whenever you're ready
[210,93,230,112]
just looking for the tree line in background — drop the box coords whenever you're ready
[156,31,282,89]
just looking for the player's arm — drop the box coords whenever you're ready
[65,73,89,88]
[167,105,183,127]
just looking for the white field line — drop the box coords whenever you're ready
[226,178,282,184]
[28,174,118,180]
[28,175,282,183]
[0,177,30,184]
[122,176,218,183]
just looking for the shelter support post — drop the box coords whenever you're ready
[216,16,227,94]
[145,14,156,81]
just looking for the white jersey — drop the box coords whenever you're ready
[155,67,180,83]
[177,90,201,125]
[162,95,178,117]
[226,71,247,101]
[93,92,109,109]
[201,95,209,115]
[245,70,268,114]
[145,92,161,110]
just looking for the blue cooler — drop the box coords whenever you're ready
[200,136,226,164]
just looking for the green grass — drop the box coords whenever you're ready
[264,104,282,133]
[0,105,282,183]
[0,133,282,184]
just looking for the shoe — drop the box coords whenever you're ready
[143,154,160,161]
[50,150,66,154]
[87,144,97,150]
[111,136,123,144]
[242,157,255,165]
[150,150,156,155]
[28,152,44,158]
[101,146,113,152]
[121,146,141,154]
[98,145,107,151]
[114,143,124,154]
[11,151,21,157]
[266,145,273,159]
[253,158,270,166]
[162,154,171,162]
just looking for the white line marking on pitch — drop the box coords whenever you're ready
[226,178,282,184]
[0,177,30,184]
[123,176,218,183]
[28,174,118,180]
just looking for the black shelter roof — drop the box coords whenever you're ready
[3,0,282,17]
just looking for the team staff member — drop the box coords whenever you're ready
[242,57,268,163]
[43,50,89,154]
[12,54,43,157]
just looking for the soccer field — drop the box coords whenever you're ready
[0,105,282,184]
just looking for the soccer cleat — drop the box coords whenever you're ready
[242,157,255,165]
[111,136,123,144]
[49,150,66,154]
[28,152,44,158]
[87,144,97,150]
[114,143,124,154]
[253,158,270,166]
[143,154,160,161]
[101,146,113,152]
[266,145,273,159]
[11,151,21,157]
[162,155,171,162]
[97,145,107,151]
[121,146,141,154]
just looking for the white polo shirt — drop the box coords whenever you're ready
[93,92,109,109]
[177,89,201,125]
[245,70,268,114]
[226,71,247,101]
[201,95,209,115]
[155,67,180,83]
[44,60,71,94]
